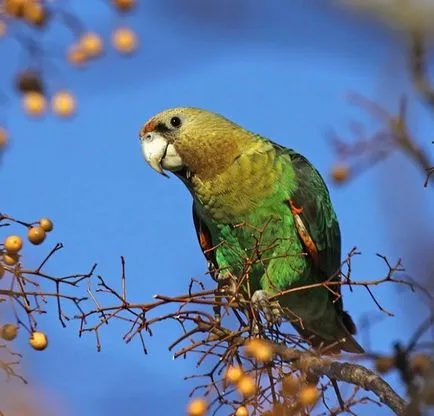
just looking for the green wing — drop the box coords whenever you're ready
[287,150,341,280]
[271,142,356,335]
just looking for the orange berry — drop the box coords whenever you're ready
[23,92,46,116]
[29,331,48,350]
[299,385,319,406]
[113,0,135,11]
[16,71,44,94]
[3,253,19,265]
[23,2,47,27]
[235,406,248,416]
[67,44,87,66]
[331,164,350,184]
[410,354,431,376]
[0,127,8,148]
[282,375,300,396]
[51,91,76,117]
[4,235,23,254]
[28,226,46,245]
[272,403,286,415]
[375,356,395,374]
[39,218,53,232]
[225,365,243,384]
[4,0,26,18]
[187,398,207,416]
[112,27,137,54]
[1,324,18,341]
[244,338,273,362]
[80,32,103,58]
[237,376,256,397]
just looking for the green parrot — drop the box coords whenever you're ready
[139,107,364,354]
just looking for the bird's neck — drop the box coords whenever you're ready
[189,140,284,223]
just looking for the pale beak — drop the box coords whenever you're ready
[140,132,184,177]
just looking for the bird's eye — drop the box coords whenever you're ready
[170,116,182,128]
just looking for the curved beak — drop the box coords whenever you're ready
[140,132,184,177]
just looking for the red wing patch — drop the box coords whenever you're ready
[288,200,319,266]
[289,199,304,216]
[198,220,214,261]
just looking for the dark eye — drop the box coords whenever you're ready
[170,116,182,128]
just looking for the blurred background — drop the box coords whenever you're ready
[1,1,434,415]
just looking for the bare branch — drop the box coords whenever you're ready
[409,31,434,112]
[295,355,406,415]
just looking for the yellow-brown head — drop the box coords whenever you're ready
[139,107,253,181]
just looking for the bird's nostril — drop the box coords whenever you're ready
[139,134,153,143]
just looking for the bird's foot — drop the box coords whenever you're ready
[212,271,237,322]
[213,305,222,324]
[251,290,283,325]
[215,271,237,296]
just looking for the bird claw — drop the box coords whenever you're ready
[214,271,237,296]
[212,272,238,322]
[251,290,282,325]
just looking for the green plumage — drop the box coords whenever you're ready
[190,135,362,353]
[141,107,363,353]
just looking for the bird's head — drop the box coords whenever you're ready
[139,107,251,181]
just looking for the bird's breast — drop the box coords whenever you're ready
[192,147,285,223]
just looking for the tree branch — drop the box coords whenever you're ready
[409,31,434,112]
[296,355,406,415]
[196,318,407,415]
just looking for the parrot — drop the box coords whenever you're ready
[139,107,364,354]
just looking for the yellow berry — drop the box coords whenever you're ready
[331,164,350,184]
[80,32,103,58]
[51,91,76,117]
[23,2,47,26]
[113,0,135,11]
[244,338,273,362]
[410,354,431,376]
[4,0,26,18]
[375,356,395,374]
[299,385,319,406]
[187,398,207,416]
[235,406,248,416]
[3,253,19,265]
[225,365,243,384]
[29,331,48,350]
[0,127,8,148]
[23,92,46,116]
[112,27,137,54]
[4,235,23,254]
[237,376,256,397]
[16,71,43,94]
[39,218,53,232]
[28,226,46,245]
[1,324,18,341]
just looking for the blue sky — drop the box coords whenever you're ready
[1,1,434,415]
